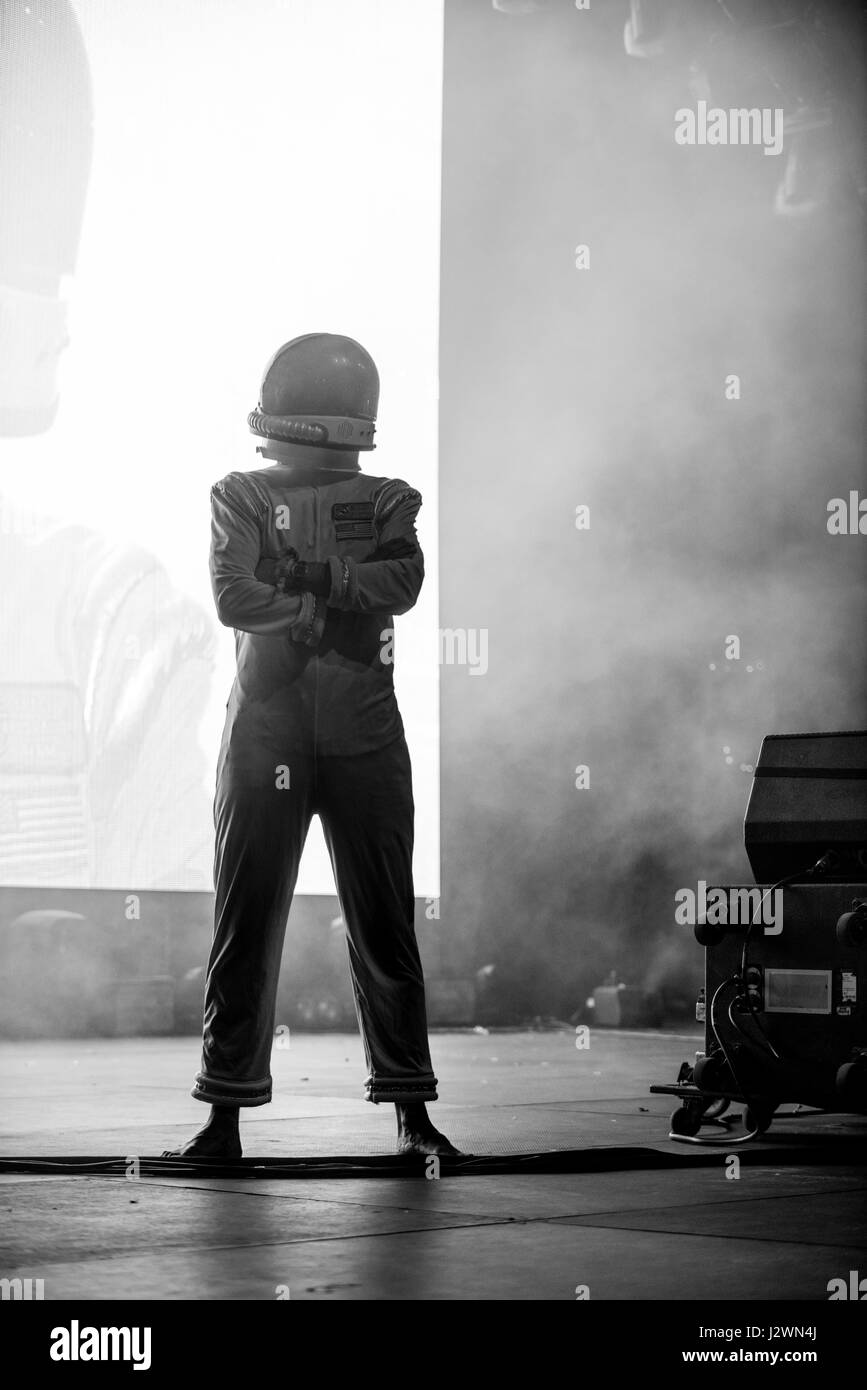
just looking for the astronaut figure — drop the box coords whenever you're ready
[170,334,456,1158]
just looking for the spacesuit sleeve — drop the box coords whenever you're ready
[326,481,425,616]
[210,478,326,644]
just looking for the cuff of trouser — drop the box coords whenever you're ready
[364,1073,439,1105]
[193,1072,272,1107]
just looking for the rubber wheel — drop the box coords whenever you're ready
[744,1100,775,1134]
[670,1104,702,1137]
[836,1061,867,1111]
[836,911,866,947]
[694,1053,729,1092]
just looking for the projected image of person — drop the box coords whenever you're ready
[167,334,457,1159]
[0,0,217,894]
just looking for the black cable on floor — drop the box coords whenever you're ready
[1,1138,865,1179]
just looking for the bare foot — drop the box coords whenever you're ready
[395,1101,462,1157]
[162,1105,242,1160]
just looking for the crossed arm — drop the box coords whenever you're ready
[209,476,424,646]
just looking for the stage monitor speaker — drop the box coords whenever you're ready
[698,882,867,1113]
[744,730,867,884]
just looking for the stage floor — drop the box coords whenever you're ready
[2,1028,866,1300]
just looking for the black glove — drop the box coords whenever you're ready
[286,560,331,597]
[255,552,331,598]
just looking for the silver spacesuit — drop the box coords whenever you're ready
[193,334,439,1108]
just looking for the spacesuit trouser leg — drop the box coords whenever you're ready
[192,743,314,1107]
[317,735,439,1105]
